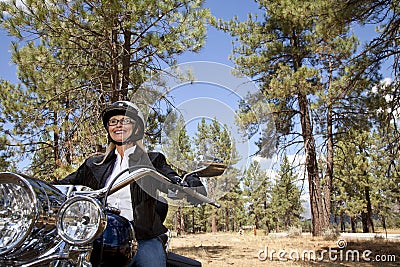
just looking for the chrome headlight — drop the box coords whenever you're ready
[0,176,36,255]
[57,196,106,245]
[0,172,65,260]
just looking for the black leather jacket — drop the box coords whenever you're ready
[56,147,201,240]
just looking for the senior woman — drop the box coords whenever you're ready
[57,101,205,267]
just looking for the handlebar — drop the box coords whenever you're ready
[74,167,221,208]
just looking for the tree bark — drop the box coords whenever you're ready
[351,216,357,233]
[364,186,375,233]
[121,29,131,99]
[340,213,346,232]
[53,111,60,168]
[298,93,329,236]
[212,213,217,234]
[225,208,230,232]
[324,63,334,227]
[175,206,184,236]
[110,28,119,102]
[192,208,195,233]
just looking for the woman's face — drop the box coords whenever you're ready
[107,115,135,144]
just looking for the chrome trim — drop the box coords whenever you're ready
[0,173,37,255]
[0,172,66,264]
[20,254,70,267]
[20,240,70,267]
[0,172,66,259]
[56,196,107,246]
[71,168,220,207]
[108,168,221,207]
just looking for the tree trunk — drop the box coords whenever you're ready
[255,215,259,231]
[324,83,334,225]
[64,97,72,165]
[298,93,329,236]
[340,213,346,232]
[276,218,280,233]
[361,212,369,233]
[175,206,184,236]
[382,215,387,237]
[121,30,131,99]
[53,111,60,167]
[364,186,375,233]
[212,213,217,234]
[265,220,270,234]
[225,208,230,232]
[350,216,357,233]
[324,58,337,222]
[110,28,120,102]
[203,209,207,232]
[192,208,195,233]
[181,211,185,234]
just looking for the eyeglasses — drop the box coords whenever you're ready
[108,118,135,126]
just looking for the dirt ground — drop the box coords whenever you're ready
[168,231,400,267]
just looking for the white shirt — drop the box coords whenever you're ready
[105,146,136,221]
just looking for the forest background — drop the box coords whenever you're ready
[0,0,399,237]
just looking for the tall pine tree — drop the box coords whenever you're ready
[268,155,303,232]
[0,0,210,178]
[215,0,380,236]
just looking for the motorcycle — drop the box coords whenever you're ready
[0,161,226,267]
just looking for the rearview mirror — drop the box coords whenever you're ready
[195,161,227,177]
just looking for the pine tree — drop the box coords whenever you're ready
[268,155,303,232]
[0,0,210,177]
[332,129,396,233]
[368,129,400,231]
[157,111,194,172]
[242,160,271,231]
[215,0,381,236]
[190,117,241,233]
[0,80,13,171]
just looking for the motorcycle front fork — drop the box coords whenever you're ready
[51,245,93,267]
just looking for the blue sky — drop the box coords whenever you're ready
[0,0,260,84]
[0,0,265,164]
[0,0,390,176]
[0,0,391,217]
[0,0,391,83]
[0,2,390,170]
[0,28,17,83]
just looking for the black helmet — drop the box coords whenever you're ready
[101,101,145,143]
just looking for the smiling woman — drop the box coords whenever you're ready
[107,115,135,145]
[101,101,145,148]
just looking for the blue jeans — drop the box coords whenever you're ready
[128,237,166,267]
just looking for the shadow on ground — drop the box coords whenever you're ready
[173,245,232,260]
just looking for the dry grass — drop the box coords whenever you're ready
[168,231,400,266]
